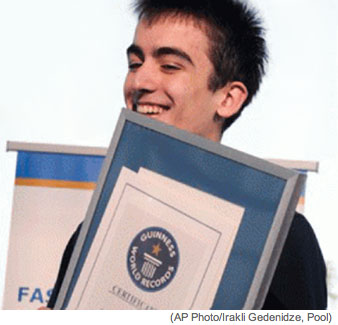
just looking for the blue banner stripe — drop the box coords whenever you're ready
[296,170,307,196]
[16,151,104,182]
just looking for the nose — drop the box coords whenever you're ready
[129,62,159,94]
[132,89,149,109]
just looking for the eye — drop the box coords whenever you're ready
[128,62,142,71]
[161,64,181,71]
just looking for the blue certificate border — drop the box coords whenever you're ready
[56,108,305,310]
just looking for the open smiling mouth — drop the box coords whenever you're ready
[134,103,170,115]
[132,91,170,115]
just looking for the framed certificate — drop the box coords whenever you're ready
[55,108,305,310]
[67,167,244,309]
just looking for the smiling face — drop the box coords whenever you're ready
[124,16,226,141]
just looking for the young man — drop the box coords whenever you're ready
[47,0,327,309]
[124,0,262,142]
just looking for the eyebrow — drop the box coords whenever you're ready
[127,44,145,61]
[153,47,194,66]
[127,44,194,66]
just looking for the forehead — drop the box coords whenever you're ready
[133,16,211,61]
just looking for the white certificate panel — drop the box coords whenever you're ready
[68,167,244,309]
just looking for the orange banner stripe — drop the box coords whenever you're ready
[298,196,305,205]
[15,178,97,190]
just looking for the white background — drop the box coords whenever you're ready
[0,0,337,308]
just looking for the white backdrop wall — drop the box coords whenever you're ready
[0,0,337,308]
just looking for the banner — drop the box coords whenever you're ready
[3,141,318,309]
[267,159,319,214]
[3,142,105,309]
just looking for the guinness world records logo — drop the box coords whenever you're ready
[127,227,179,292]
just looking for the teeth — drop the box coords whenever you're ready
[137,104,164,114]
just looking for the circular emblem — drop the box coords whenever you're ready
[127,226,179,292]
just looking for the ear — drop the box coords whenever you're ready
[216,81,248,118]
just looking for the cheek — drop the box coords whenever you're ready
[123,74,130,94]
[171,87,191,112]
[171,76,199,100]
[185,74,209,98]
[123,75,132,102]
[177,83,207,110]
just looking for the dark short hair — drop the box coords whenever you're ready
[133,0,268,132]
